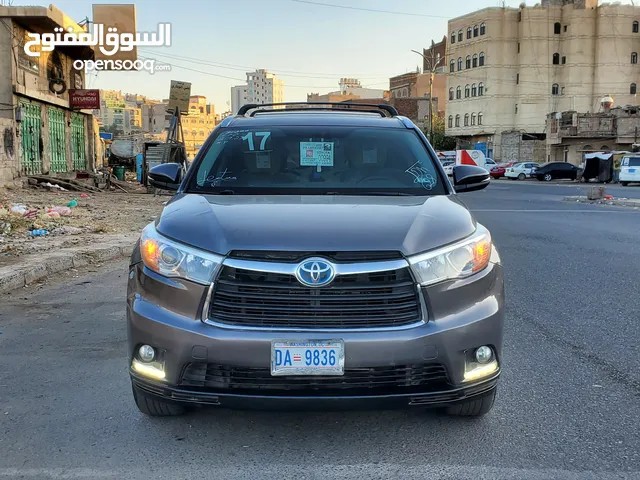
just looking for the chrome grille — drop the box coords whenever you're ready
[207,263,423,329]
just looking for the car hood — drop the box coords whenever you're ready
[155,194,477,257]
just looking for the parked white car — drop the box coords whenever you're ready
[620,155,640,186]
[505,162,539,180]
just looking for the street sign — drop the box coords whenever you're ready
[99,132,113,140]
[168,80,191,114]
[69,89,101,110]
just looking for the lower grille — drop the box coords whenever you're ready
[180,363,450,396]
[208,266,423,329]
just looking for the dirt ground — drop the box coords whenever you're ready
[0,185,166,267]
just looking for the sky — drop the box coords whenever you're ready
[11,0,637,113]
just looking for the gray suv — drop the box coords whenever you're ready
[127,103,504,417]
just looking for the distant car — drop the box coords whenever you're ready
[505,162,539,180]
[533,162,581,181]
[443,163,454,176]
[489,162,514,179]
[619,155,640,186]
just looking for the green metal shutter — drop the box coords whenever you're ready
[48,107,67,173]
[70,112,87,171]
[20,101,42,175]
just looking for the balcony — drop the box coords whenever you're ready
[548,114,616,145]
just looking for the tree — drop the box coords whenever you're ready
[427,115,456,151]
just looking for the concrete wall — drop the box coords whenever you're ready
[501,131,546,163]
[0,117,18,184]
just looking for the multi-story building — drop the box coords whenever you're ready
[307,78,388,104]
[0,5,98,185]
[230,69,284,112]
[142,101,169,135]
[445,0,640,161]
[231,85,248,114]
[182,95,216,159]
[422,36,448,74]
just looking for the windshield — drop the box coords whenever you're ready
[623,157,640,167]
[187,126,446,195]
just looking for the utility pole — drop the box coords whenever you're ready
[411,44,443,145]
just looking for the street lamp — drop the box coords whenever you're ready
[411,46,444,145]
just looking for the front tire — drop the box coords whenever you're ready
[445,388,496,417]
[132,384,186,417]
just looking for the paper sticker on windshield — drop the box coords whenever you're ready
[363,148,378,164]
[300,142,334,167]
[256,152,271,169]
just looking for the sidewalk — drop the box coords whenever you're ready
[1,186,166,293]
[563,195,640,208]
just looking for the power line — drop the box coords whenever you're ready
[138,55,389,89]
[290,0,450,18]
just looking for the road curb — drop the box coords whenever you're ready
[0,235,138,294]
[563,195,640,208]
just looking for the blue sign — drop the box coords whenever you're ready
[474,142,487,156]
[99,132,113,140]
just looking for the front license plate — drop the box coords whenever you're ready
[271,340,344,376]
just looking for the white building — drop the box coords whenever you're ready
[445,0,640,161]
[231,85,248,114]
[230,70,284,113]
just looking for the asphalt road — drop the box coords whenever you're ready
[1,182,639,480]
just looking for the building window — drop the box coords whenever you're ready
[554,22,561,34]
[478,112,483,125]
[457,57,462,70]
[448,115,453,128]
[467,27,472,39]
[634,21,639,33]
[479,52,485,66]
[478,82,484,95]
[471,113,476,126]
[466,55,471,69]
[458,30,463,42]
[632,52,638,64]
[450,59,455,72]
[552,83,559,95]
[564,25,567,32]
[464,114,469,126]
[449,87,454,100]
[517,42,520,53]
[631,83,637,94]
[562,56,566,64]
[518,11,521,22]
[456,86,462,99]
[455,114,460,127]
[474,25,479,37]
[451,31,456,43]
[472,83,478,97]
[480,22,486,35]
[561,86,565,95]
[516,73,520,84]
[472,54,478,68]
[553,53,560,65]
[515,104,518,114]
[465,84,470,97]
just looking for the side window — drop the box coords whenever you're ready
[622,158,629,166]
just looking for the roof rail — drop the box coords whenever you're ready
[236,102,398,118]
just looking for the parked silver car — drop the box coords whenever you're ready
[127,103,505,418]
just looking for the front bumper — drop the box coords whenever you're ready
[126,254,504,409]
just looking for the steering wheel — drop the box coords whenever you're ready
[355,176,393,184]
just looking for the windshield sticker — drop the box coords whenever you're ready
[206,168,237,186]
[300,142,334,167]
[363,148,378,164]
[256,152,271,169]
[405,162,437,190]
[242,131,271,151]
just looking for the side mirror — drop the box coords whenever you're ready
[148,163,182,191]
[452,165,490,193]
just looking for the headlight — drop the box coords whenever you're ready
[408,224,492,286]
[139,223,223,284]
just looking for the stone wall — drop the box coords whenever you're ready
[501,131,546,164]
[0,117,18,185]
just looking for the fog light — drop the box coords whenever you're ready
[138,345,156,362]
[475,346,493,364]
